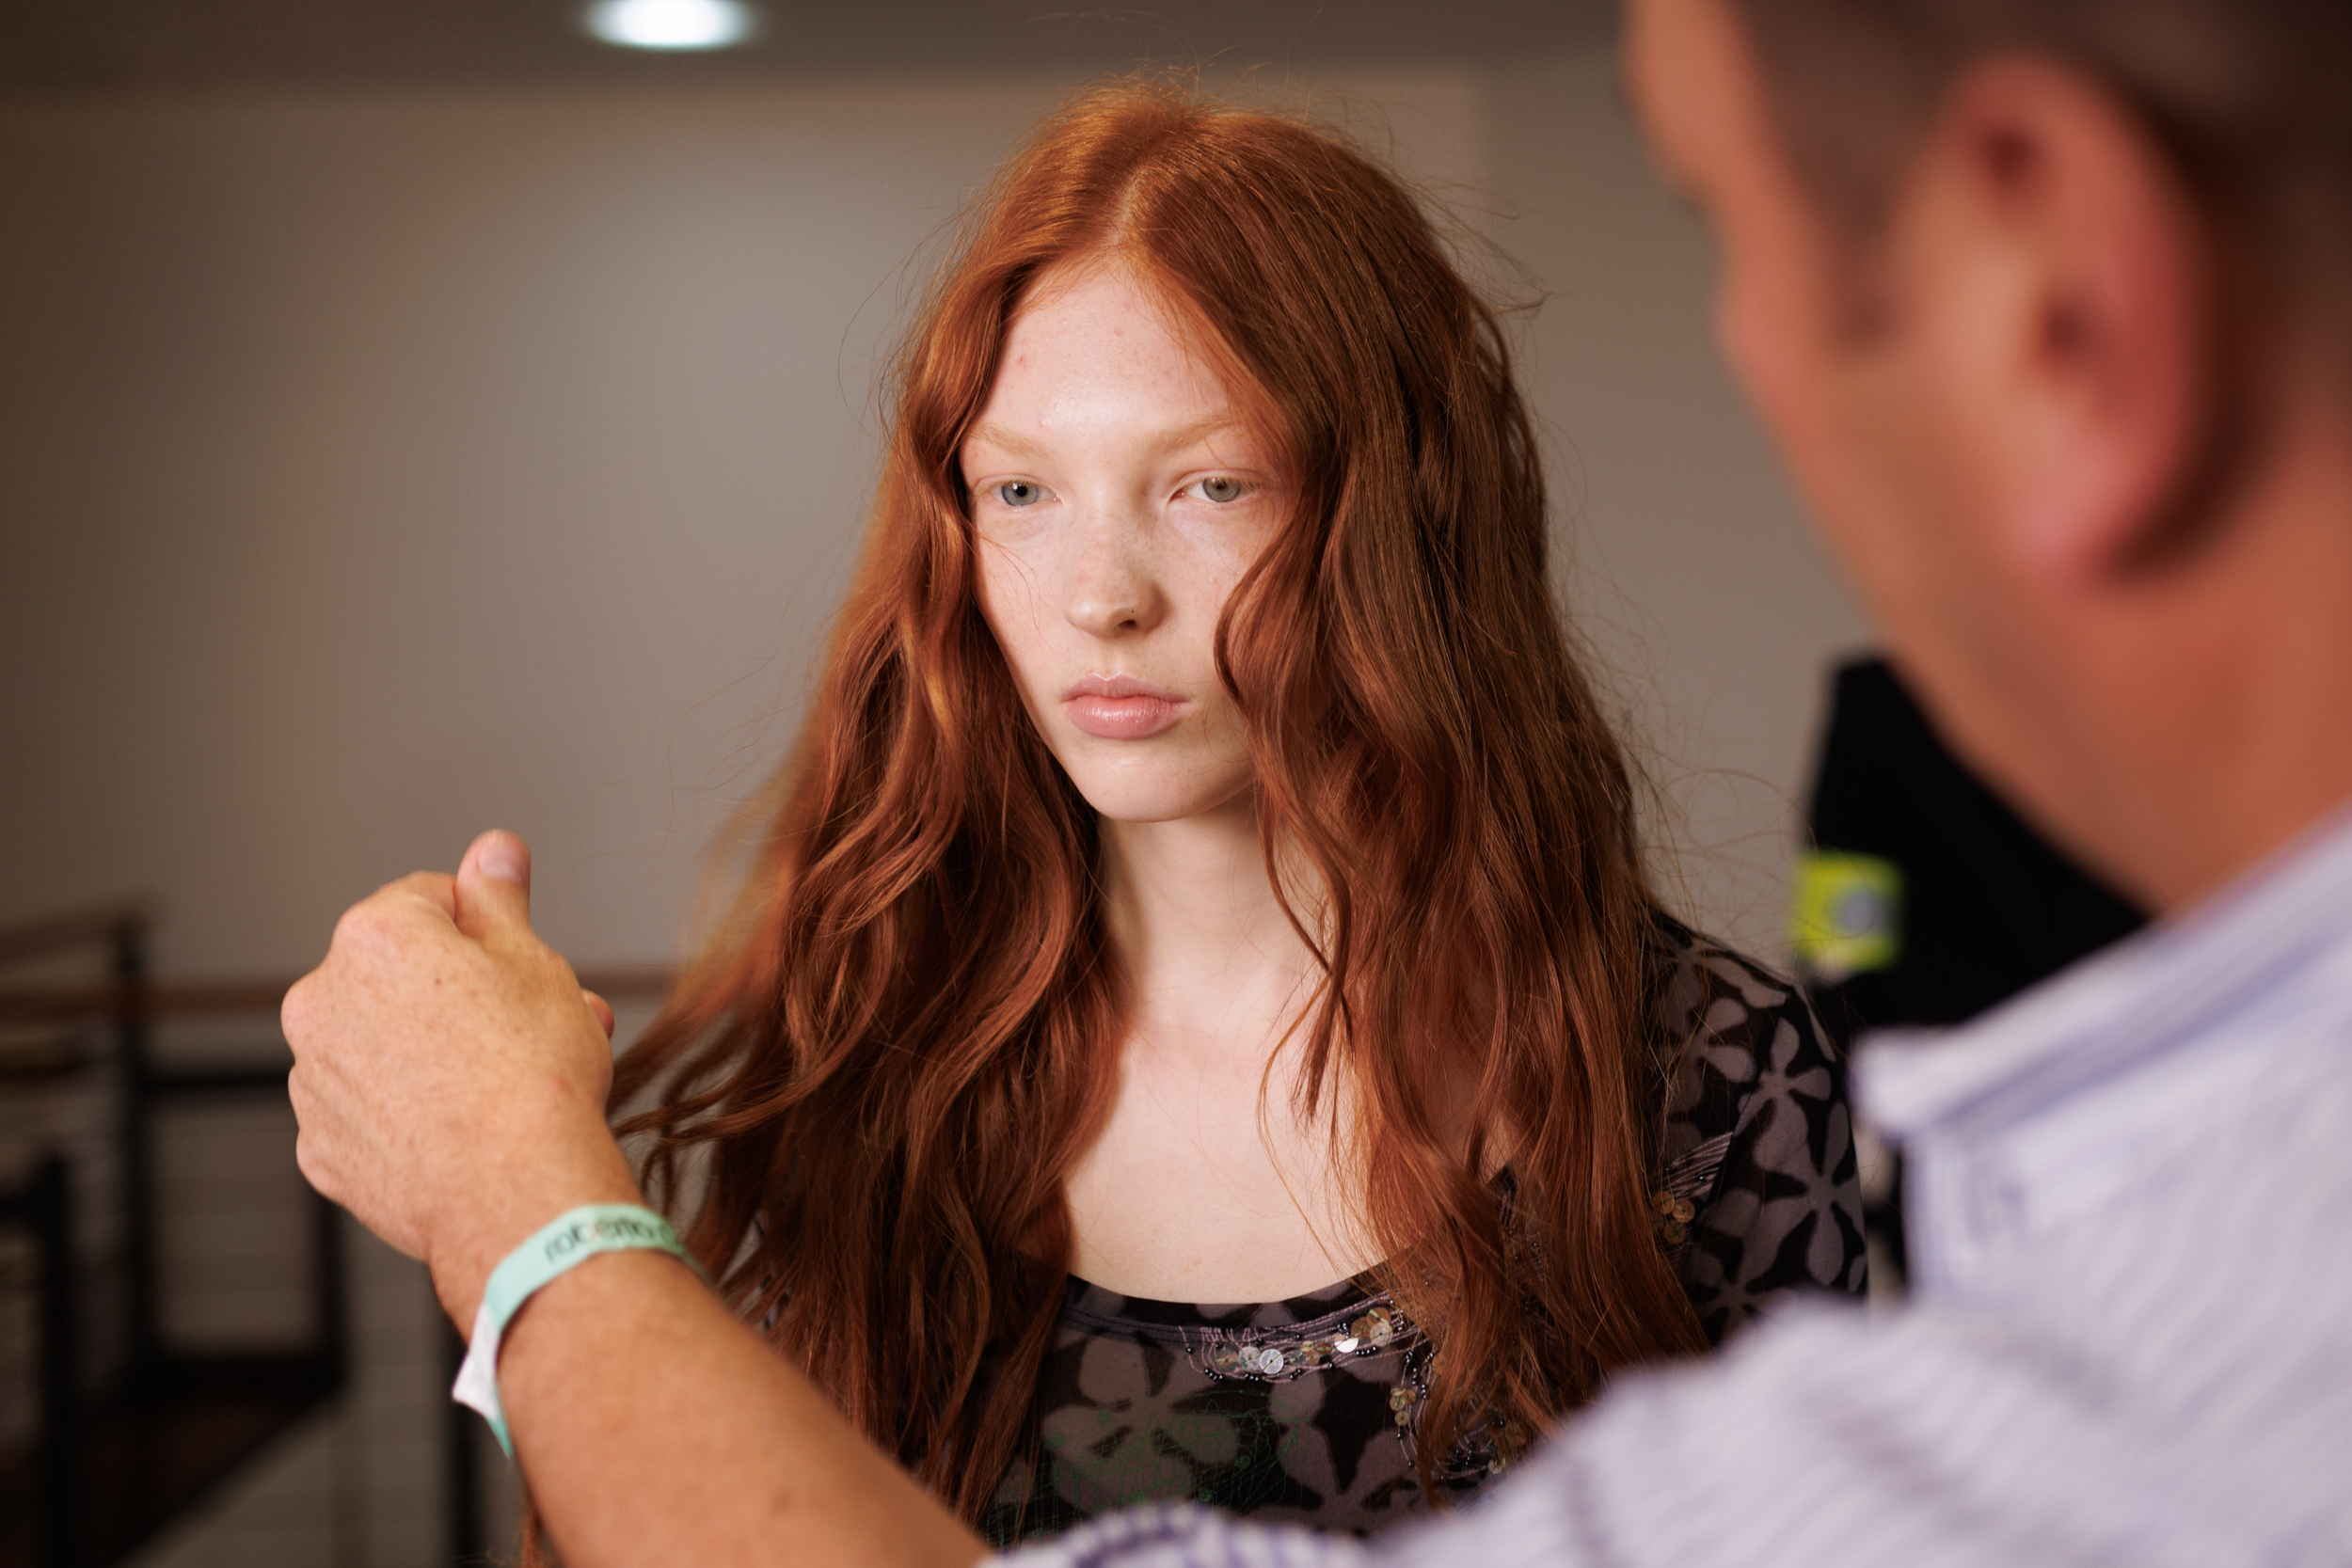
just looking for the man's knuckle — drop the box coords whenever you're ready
[293,1132,333,1196]
[280,977,317,1040]
[331,902,384,950]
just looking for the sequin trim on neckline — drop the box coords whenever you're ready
[1186,1296,1422,1382]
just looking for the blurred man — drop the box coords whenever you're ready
[283,0,2352,1562]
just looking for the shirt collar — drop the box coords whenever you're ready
[1855,795,2352,1144]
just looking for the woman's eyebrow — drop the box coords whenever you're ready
[962,415,1248,463]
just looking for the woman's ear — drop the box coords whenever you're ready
[1897,57,2214,589]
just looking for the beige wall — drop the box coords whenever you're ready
[1493,50,1872,944]
[0,51,1862,983]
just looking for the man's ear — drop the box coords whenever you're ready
[1899,56,2214,587]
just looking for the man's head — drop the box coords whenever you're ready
[1626,0,2352,910]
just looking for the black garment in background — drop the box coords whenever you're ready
[1804,656,2147,1047]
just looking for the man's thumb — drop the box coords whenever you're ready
[454,829,533,945]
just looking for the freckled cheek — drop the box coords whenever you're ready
[973,541,1057,700]
[1186,511,1281,610]
[1167,560,1258,686]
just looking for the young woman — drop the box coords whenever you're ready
[613,82,1863,1545]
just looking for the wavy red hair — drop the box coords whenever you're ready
[612,80,1707,1530]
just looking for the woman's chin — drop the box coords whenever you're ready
[1066,766,1256,830]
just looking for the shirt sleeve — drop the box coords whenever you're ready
[998,1505,1371,1568]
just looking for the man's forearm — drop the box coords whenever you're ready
[496,1247,990,1568]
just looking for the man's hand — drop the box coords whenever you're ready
[285,829,643,1327]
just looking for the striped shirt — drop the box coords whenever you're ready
[1006,805,2352,1568]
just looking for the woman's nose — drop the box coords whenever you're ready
[1062,510,1166,639]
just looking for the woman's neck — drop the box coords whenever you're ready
[1063,792,1379,1301]
[1096,791,1322,1069]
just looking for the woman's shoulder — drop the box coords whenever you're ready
[1643,910,1833,1138]
[1641,910,1867,1340]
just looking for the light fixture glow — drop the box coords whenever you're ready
[583,0,759,51]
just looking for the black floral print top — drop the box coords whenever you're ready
[980,917,1867,1545]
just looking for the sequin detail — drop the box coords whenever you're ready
[1194,1300,1418,1382]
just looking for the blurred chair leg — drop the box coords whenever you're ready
[36,1155,85,1568]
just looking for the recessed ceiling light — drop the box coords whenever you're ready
[583,0,760,51]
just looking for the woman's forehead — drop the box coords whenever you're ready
[1001,264,1213,381]
[983,261,1289,455]
[973,268,1254,451]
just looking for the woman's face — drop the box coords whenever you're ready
[964,264,1285,825]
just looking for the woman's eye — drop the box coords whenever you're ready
[1196,475,1248,504]
[995,480,1043,508]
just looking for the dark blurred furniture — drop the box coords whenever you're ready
[1803,657,2148,1042]
[0,905,345,1568]
[0,905,674,1567]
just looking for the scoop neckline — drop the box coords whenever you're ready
[1058,1270,1386,1333]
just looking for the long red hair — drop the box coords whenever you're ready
[614,79,1707,1527]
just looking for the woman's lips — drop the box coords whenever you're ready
[1062,675,1187,739]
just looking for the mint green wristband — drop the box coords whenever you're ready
[449,1203,694,1457]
